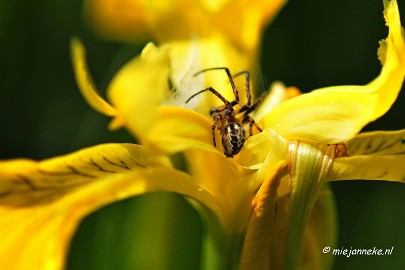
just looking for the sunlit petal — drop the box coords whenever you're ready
[329,155,405,182]
[328,129,405,182]
[184,148,246,232]
[253,81,301,123]
[0,144,221,270]
[262,0,405,144]
[238,128,289,170]
[345,129,405,155]
[107,42,171,134]
[147,106,216,154]
[70,38,116,117]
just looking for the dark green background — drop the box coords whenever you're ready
[1,0,404,269]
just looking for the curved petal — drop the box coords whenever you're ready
[0,144,221,270]
[240,168,336,270]
[215,0,287,52]
[253,81,301,123]
[184,147,248,232]
[70,38,116,117]
[107,42,171,133]
[239,160,287,270]
[262,0,405,144]
[238,128,289,170]
[147,106,217,154]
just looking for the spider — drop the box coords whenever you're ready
[186,67,266,158]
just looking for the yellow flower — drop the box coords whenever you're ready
[0,1,404,270]
[83,0,286,54]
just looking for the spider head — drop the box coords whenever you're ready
[222,122,245,158]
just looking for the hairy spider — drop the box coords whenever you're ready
[186,67,266,158]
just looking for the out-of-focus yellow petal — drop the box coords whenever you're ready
[214,0,287,52]
[0,144,221,270]
[262,0,405,144]
[70,38,116,117]
[83,0,153,42]
[107,42,170,134]
[83,0,287,53]
[84,0,208,43]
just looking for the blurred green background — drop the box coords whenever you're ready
[1,0,404,269]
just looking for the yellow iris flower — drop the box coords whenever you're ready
[0,0,404,270]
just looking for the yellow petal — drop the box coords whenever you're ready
[107,42,170,135]
[70,38,116,117]
[240,167,336,270]
[238,128,289,170]
[147,106,216,154]
[262,0,405,144]
[83,0,153,42]
[239,160,287,270]
[345,129,405,155]
[83,0,287,53]
[109,38,252,155]
[330,155,405,182]
[184,148,247,232]
[214,0,287,52]
[84,0,209,42]
[328,129,405,181]
[253,81,301,124]
[0,144,221,270]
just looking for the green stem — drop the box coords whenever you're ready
[199,206,244,270]
[284,142,335,270]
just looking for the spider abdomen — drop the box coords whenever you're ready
[222,123,246,158]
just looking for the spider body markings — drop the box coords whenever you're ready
[186,67,266,158]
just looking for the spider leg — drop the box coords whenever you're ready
[232,70,251,106]
[211,114,222,147]
[242,115,263,136]
[186,87,233,110]
[241,90,269,115]
[194,67,240,106]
